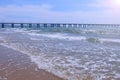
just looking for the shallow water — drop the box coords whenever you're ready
[0,27,120,80]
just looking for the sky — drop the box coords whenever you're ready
[0,0,120,23]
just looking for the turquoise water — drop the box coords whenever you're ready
[0,26,120,80]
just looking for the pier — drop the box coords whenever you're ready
[0,23,120,28]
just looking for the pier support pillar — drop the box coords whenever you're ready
[21,24,23,28]
[37,24,40,28]
[63,24,66,27]
[73,24,77,27]
[78,24,82,27]
[29,24,32,28]
[11,23,14,28]
[57,24,60,27]
[44,24,47,27]
[2,23,4,28]
[68,24,72,27]
[83,24,86,28]
[51,24,54,27]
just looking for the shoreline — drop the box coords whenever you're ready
[0,45,65,80]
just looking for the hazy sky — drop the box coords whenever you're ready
[0,0,120,23]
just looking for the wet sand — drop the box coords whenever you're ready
[0,45,65,80]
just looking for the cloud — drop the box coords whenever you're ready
[0,5,84,23]
[0,1,120,24]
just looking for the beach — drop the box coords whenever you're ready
[0,45,64,80]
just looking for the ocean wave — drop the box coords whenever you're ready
[86,38,120,43]
[28,33,87,41]
[101,38,120,43]
[1,28,120,80]
[36,27,120,35]
[28,32,120,44]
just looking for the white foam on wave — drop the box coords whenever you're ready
[30,38,41,41]
[101,38,120,43]
[28,33,86,41]
[12,28,30,33]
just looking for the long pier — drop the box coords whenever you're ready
[0,23,120,28]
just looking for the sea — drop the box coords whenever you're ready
[0,25,120,80]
